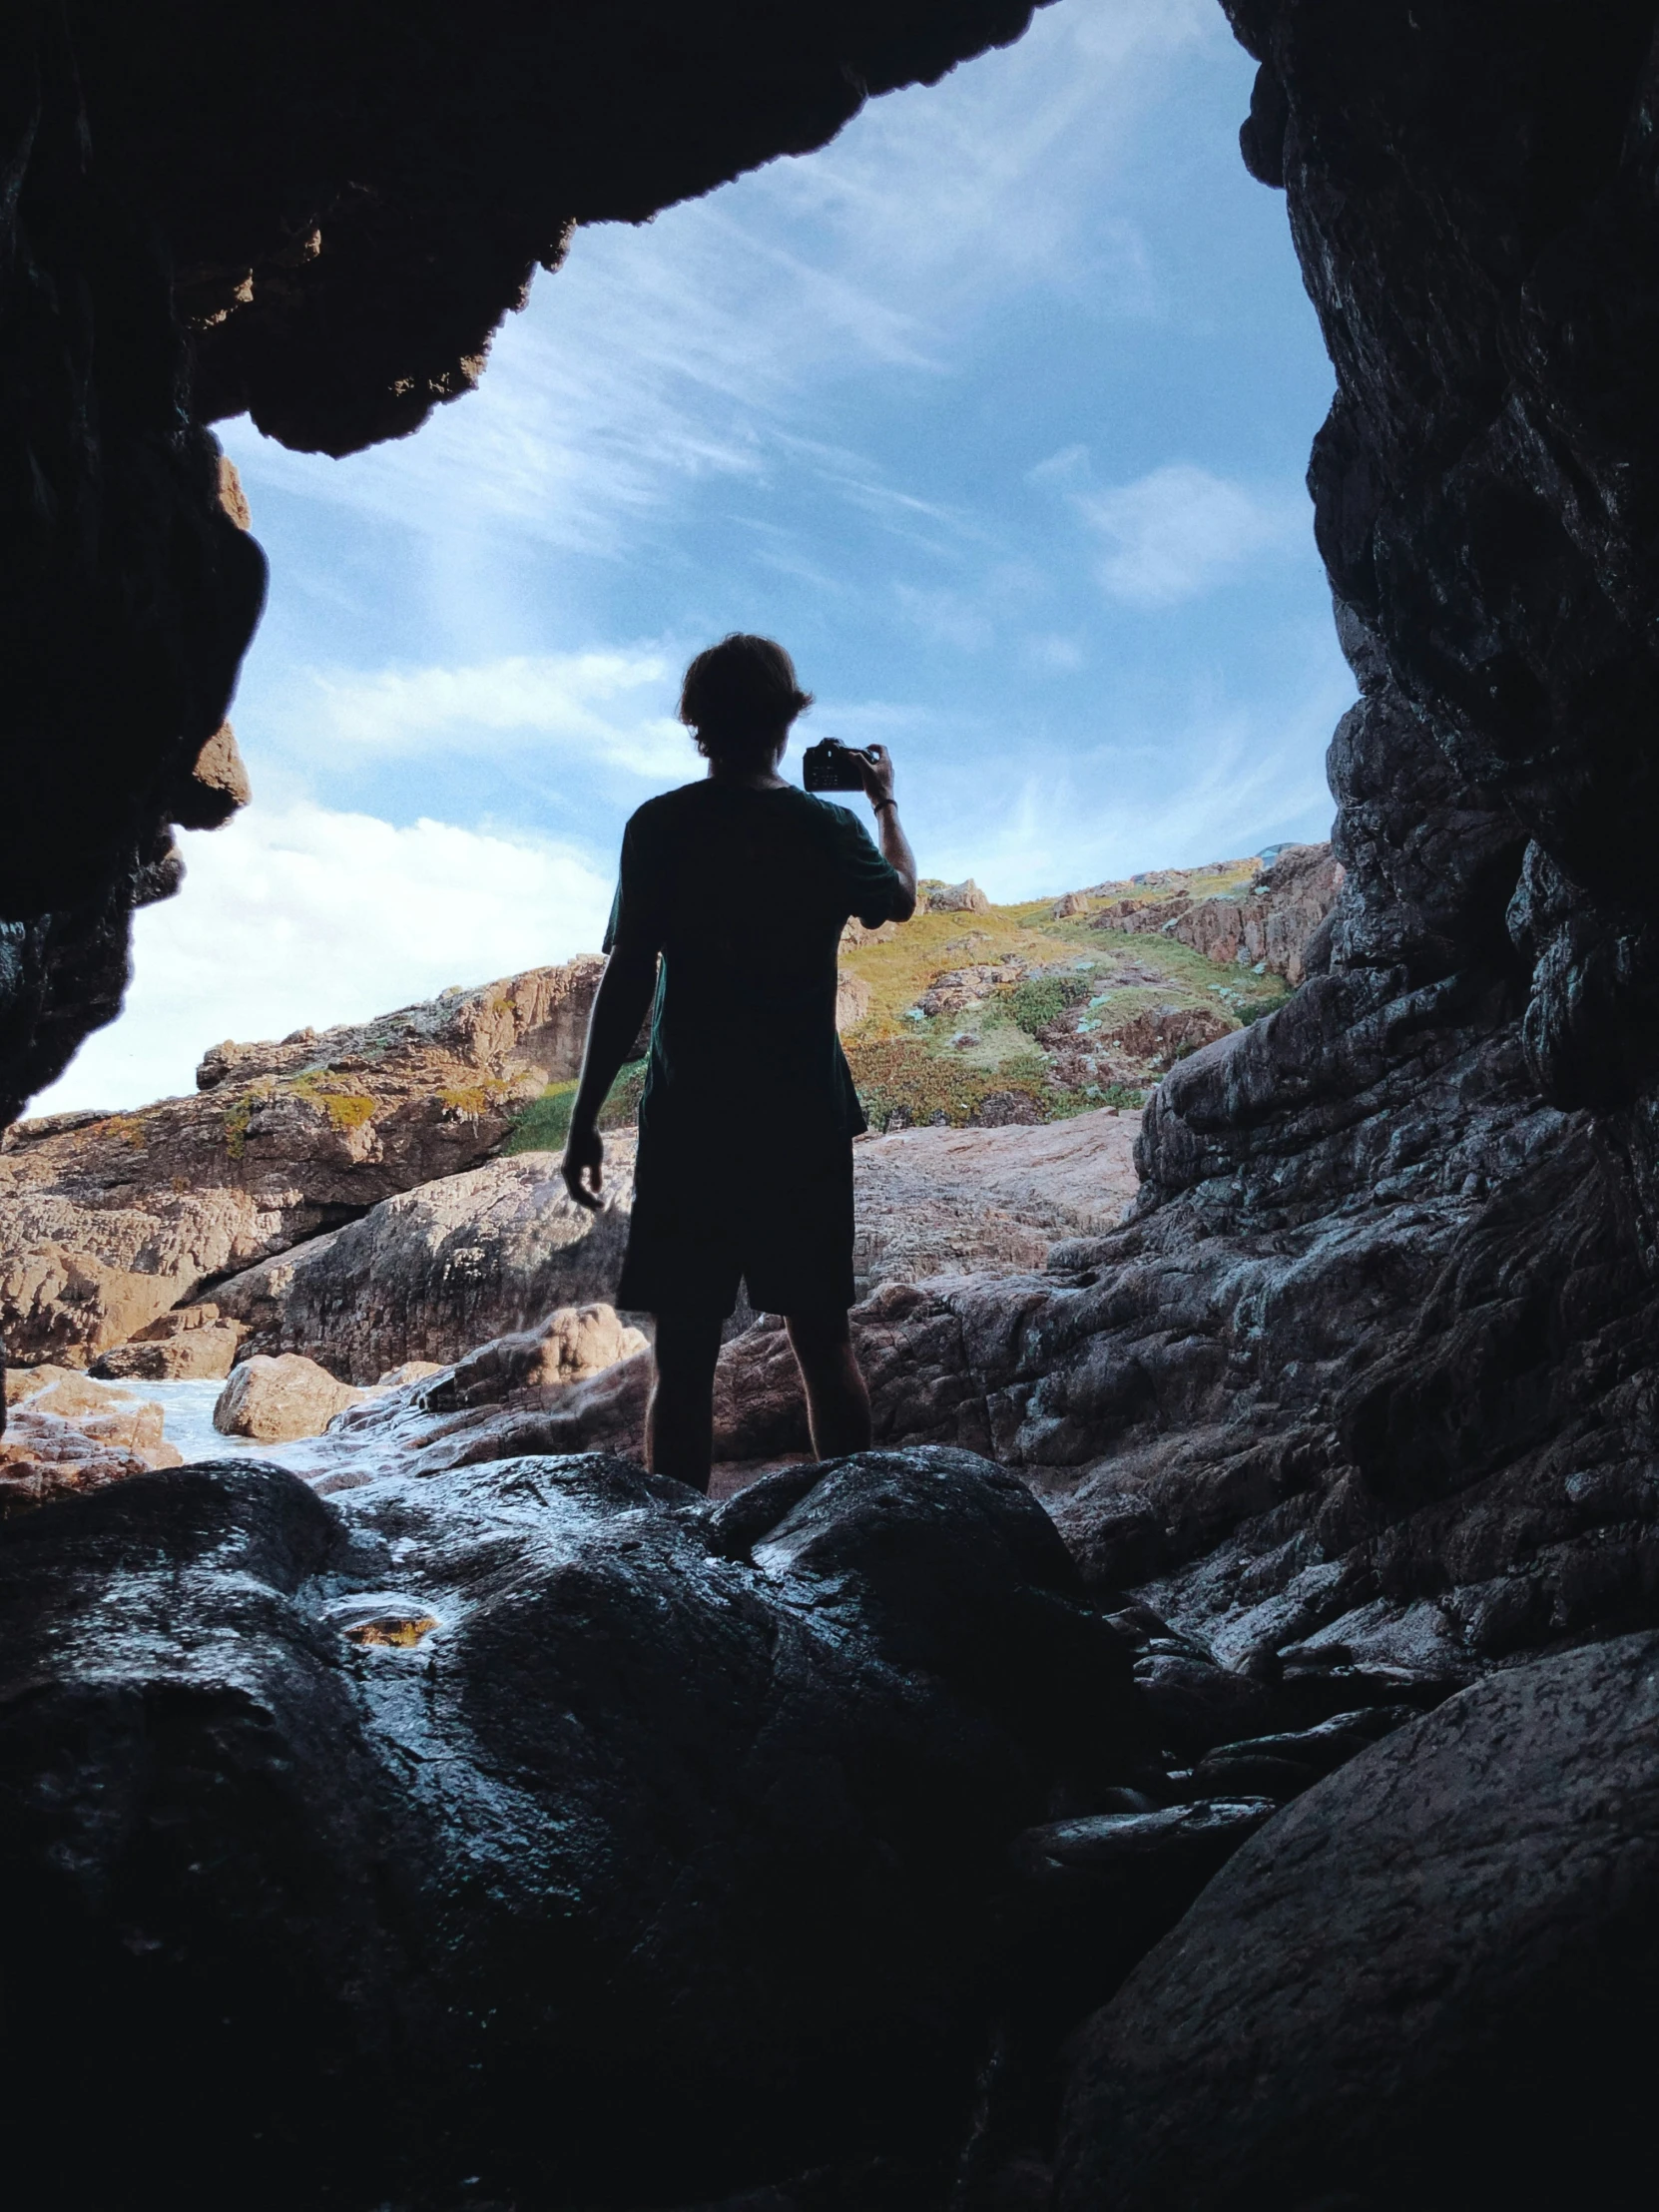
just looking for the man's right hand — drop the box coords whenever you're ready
[856,743,897,809]
[562,1123,604,1211]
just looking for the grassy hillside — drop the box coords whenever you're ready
[504,853,1301,1147]
[837,862,1291,1131]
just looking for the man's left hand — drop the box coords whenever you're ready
[562,1123,604,1211]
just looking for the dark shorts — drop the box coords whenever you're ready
[617,1132,854,1320]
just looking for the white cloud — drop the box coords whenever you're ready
[288,650,692,778]
[1078,462,1306,609]
[915,661,1351,898]
[891,583,995,653]
[30,805,616,1115]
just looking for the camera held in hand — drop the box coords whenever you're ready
[802,738,871,793]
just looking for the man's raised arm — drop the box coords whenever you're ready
[561,942,657,1211]
[857,744,917,920]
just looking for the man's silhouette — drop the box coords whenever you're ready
[562,634,917,1491]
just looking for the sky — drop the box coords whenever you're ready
[39,0,1351,1114]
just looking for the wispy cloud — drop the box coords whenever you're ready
[1073,462,1308,609]
[32,804,617,1113]
[915,658,1350,897]
[226,0,1218,565]
[287,651,690,778]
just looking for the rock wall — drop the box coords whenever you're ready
[1,962,602,1365]
[1086,843,1345,986]
[213,1145,638,1383]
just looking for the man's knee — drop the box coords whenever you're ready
[785,1307,852,1359]
[653,1311,724,1384]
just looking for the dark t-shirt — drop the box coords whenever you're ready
[604,781,907,1149]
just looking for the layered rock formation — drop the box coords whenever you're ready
[1083,842,1344,987]
[204,1113,1139,1384]
[1,1365,182,1514]
[91,1303,248,1381]
[1057,1632,1659,2209]
[1,961,602,1365]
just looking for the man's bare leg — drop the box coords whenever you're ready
[786,1309,872,1460]
[647,1312,725,1493]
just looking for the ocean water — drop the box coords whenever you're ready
[135,1377,321,1471]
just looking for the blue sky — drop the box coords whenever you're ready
[42,0,1350,1112]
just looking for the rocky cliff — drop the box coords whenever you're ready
[0,960,602,1364]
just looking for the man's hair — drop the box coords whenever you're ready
[679,634,813,768]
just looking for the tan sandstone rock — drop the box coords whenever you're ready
[166,720,253,832]
[92,1304,248,1381]
[212,1141,638,1382]
[852,1107,1141,1291]
[1086,843,1344,984]
[0,959,607,1367]
[416,1305,647,1414]
[213,1354,369,1442]
[835,971,872,1032]
[0,1367,183,1515]
[924,877,992,914]
[275,1110,1146,1494]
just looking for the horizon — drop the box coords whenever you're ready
[35,0,1347,1116]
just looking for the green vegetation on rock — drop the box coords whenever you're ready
[1007,972,1094,1034]
[505,1060,649,1156]
[834,864,1301,1132]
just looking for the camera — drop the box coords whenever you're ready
[802,738,870,793]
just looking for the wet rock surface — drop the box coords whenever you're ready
[12,0,1659,2202]
[0,1444,1143,2208]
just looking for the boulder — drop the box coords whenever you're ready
[419,1302,645,1408]
[211,1114,1139,1384]
[0,1447,1134,2206]
[91,1303,248,1380]
[0,1366,182,1514]
[924,878,992,914]
[835,970,872,1032]
[213,1354,368,1441]
[213,1142,637,1382]
[0,958,606,1366]
[1056,1633,1659,2209]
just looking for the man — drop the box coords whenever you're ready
[562,633,917,1491]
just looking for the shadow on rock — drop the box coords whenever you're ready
[1056,1632,1659,2210]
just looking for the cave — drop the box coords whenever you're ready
[7,2,1659,2207]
